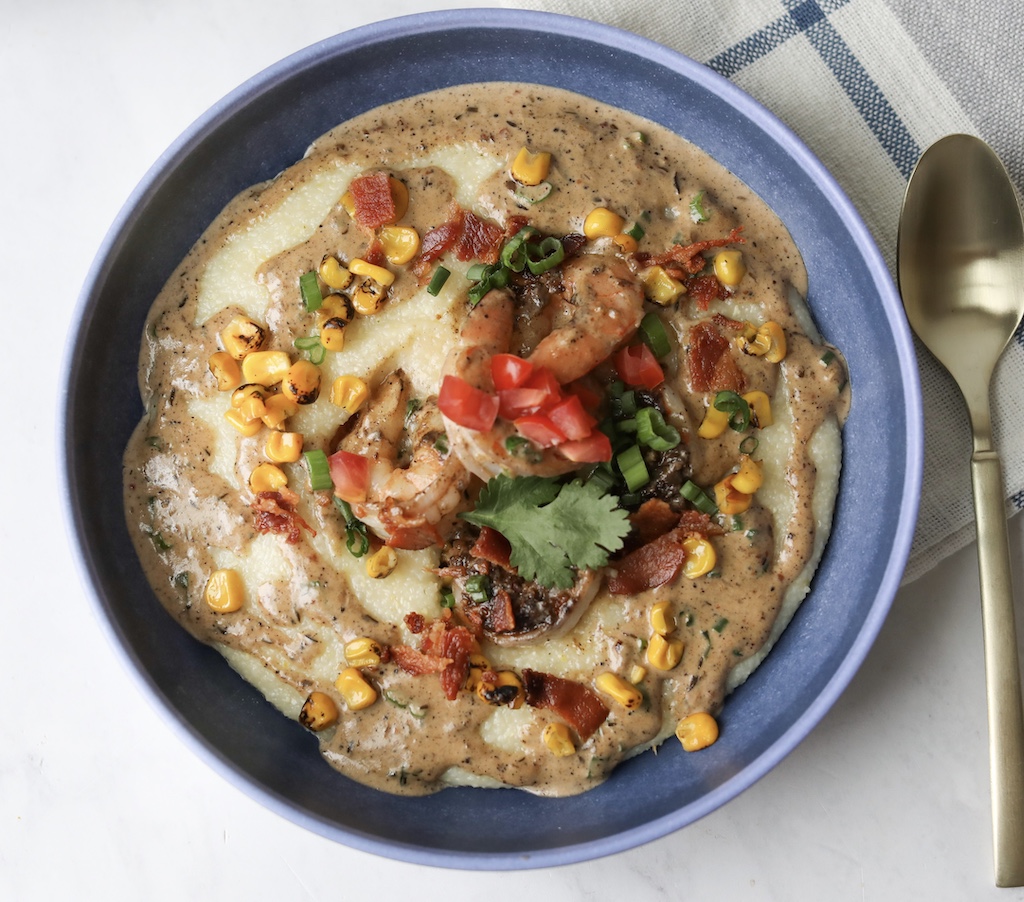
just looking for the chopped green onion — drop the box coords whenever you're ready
[616,444,649,492]
[513,181,554,205]
[500,226,538,273]
[294,335,326,365]
[525,236,565,275]
[440,586,456,609]
[635,407,680,451]
[426,265,451,296]
[299,271,323,312]
[681,479,718,515]
[585,462,617,494]
[333,496,369,557]
[405,398,422,420]
[467,262,510,305]
[713,617,729,633]
[619,390,638,416]
[689,191,710,223]
[303,449,333,491]
[638,311,671,358]
[820,349,836,366]
[464,574,491,604]
[625,222,645,241]
[617,416,638,434]
[466,262,490,282]
[739,435,759,455]
[713,390,751,432]
[434,433,449,454]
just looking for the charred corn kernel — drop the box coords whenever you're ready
[344,637,384,669]
[282,359,321,405]
[299,691,339,730]
[330,375,369,414]
[317,294,356,333]
[698,401,731,439]
[224,408,263,436]
[714,478,752,515]
[340,191,356,218]
[249,462,287,493]
[318,255,352,291]
[378,225,421,265]
[351,278,387,315]
[241,350,291,387]
[596,672,644,710]
[742,390,774,429]
[511,147,552,186]
[737,321,786,363]
[319,317,347,352]
[365,545,398,579]
[584,207,626,240]
[208,351,242,391]
[261,393,298,430]
[681,536,717,579]
[334,667,377,710]
[641,265,686,306]
[676,711,719,751]
[649,600,675,637]
[629,664,648,685]
[477,671,525,709]
[730,456,764,494]
[204,568,245,612]
[231,384,268,421]
[349,258,395,288]
[219,315,266,359]
[713,249,746,287]
[465,654,491,692]
[541,722,576,757]
[265,431,303,463]
[389,176,409,222]
[613,232,639,254]
[647,632,685,671]
[761,321,787,363]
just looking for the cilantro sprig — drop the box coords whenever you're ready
[462,474,630,590]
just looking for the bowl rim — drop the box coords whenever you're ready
[60,7,923,870]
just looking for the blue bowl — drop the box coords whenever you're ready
[60,10,922,869]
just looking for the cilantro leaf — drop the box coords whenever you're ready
[462,474,630,590]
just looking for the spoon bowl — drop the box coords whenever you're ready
[898,133,1024,886]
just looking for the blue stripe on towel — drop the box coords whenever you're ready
[707,0,919,178]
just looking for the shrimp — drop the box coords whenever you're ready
[441,253,646,482]
[338,370,473,550]
[527,254,645,384]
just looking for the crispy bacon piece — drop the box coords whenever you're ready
[251,490,314,545]
[455,210,505,263]
[712,312,746,331]
[607,515,719,596]
[687,321,745,393]
[482,590,516,634]
[363,236,387,267]
[522,669,609,740]
[628,499,681,546]
[348,171,396,230]
[393,615,476,700]
[638,226,745,275]
[471,526,512,569]
[688,274,728,311]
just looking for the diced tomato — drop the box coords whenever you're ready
[547,395,597,441]
[615,343,664,390]
[497,387,550,420]
[491,353,533,391]
[327,450,371,503]
[437,375,499,432]
[514,413,567,448]
[556,430,612,463]
[523,366,563,404]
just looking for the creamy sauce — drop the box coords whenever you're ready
[124,83,848,797]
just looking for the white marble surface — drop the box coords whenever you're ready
[5,1,1024,898]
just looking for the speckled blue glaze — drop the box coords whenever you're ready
[60,9,922,870]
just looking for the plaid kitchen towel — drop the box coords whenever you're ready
[500,0,1024,583]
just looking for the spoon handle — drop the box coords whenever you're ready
[972,450,1024,886]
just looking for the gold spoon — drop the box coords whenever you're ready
[898,133,1024,886]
